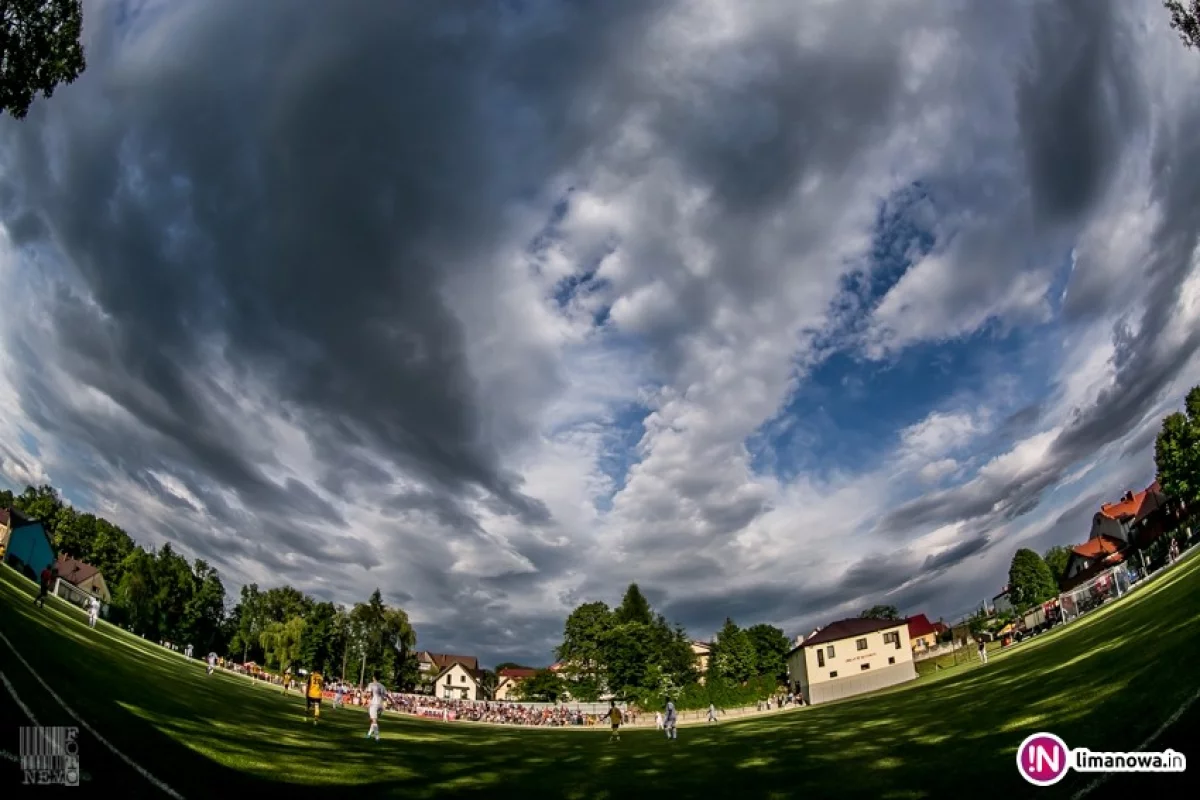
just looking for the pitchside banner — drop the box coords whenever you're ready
[20,726,80,786]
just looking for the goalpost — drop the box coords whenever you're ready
[53,577,105,618]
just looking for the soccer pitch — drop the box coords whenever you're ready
[2,559,1198,799]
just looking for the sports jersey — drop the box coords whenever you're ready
[367,681,386,707]
[307,673,323,699]
[609,708,622,724]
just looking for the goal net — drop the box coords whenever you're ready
[53,578,104,617]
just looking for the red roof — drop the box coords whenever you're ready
[798,618,906,649]
[56,554,101,586]
[1071,535,1125,559]
[418,652,479,672]
[498,668,538,679]
[904,614,938,639]
[1099,481,1164,523]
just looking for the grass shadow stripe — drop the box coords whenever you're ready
[0,630,184,799]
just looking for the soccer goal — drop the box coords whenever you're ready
[53,577,104,617]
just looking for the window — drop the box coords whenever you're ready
[829,671,837,678]
[861,663,870,671]
[856,638,867,651]
[817,649,825,668]
[883,631,901,649]
[461,675,466,683]
[888,656,896,665]
[827,645,835,658]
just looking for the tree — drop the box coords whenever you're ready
[710,618,756,684]
[181,559,226,653]
[555,601,613,700]
[260,616,305,672]
[298,602,340,674]
[477,669,498,700]
[1043,546,1072,584]
[1008,548,1058,610]
[232,584,265,664]
[859,605,900,620]
[494,662,534,673]
[1166,2,1200,50]
[601,623,653,695]
[514,669,565,703]
[0,0,87,120]
[614,583,654,626]
[745,624,790,682]
[1155,385,1200,507]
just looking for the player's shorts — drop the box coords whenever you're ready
[306,696,321,710]
[611,723,619,731]
[369,703,382,721]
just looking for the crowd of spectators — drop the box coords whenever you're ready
[384,695,612,726]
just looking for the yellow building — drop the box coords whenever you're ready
[786,618,917,705]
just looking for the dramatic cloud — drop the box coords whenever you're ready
[2,0,1198,664]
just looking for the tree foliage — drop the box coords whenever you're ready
[2,481,418,686]
[1155,385,1200,507]
[0,0,87,119]
[745,623,790,682]
[1042,546,1072,583]
[1165,1,1200,50]
[710,618,757,684]
[513,669,566,702]
[859,604,900,620]
[1007,548,1058,610]
[614,583,654,625]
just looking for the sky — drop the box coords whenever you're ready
[2,0,1199,668]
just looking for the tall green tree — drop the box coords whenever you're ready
[0,488,13,507]
[859,605,900,620]
[1155,385,1200,507]
[298,601,340,674]
[0,0,87,119]
[1008,548,1058,610]
[1042,546,1072,584]
[181,559,226,652]
[555,601,613,701]
[614,583,654,625]
[601,623,653,695]
[260,616,305,672]
[1166,2,1200,50]
[745,623,790,682]
[710,618,757,684]
[114,547,158,636]
[231,584,265,664]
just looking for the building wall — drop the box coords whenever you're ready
[1090,513,1129,544]
[2,523,55,579]
[807,661,918,705]
[76,572,111,603]
[437,663,478,701]
[494,678,521,701]
[790,623,916,706]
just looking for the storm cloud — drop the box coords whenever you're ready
[2,0,1198,665]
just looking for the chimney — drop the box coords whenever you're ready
[1123,490,1134,502]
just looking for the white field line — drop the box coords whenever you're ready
[0,631,182,798]
[1,669,60,755]
[1070,684,1200,799]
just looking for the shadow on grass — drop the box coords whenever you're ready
[3,556,1199,799]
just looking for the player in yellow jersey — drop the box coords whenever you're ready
[306,671,323,723]
[608,701,622,742]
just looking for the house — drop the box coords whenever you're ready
[1089,481,1172,550]
[1060,535,1127,591]
[416,651,479,695]
[690,640,712,681]
[0,508,56,581]
[785,617,917,706]
[494,667,538,701]
[55,554,112,604]
[433,661,480,701]
[904,614,939,652]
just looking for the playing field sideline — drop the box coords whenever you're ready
[2,559,1198,799]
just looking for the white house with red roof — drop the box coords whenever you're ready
[494,667,538,701]
[55,553,111,604]
[785,617,917,706]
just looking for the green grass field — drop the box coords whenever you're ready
[2,557,1198,800]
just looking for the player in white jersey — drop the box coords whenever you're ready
[365,675,386,740]
[88,596,101,628]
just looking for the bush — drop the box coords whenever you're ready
[634,675,777,711]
